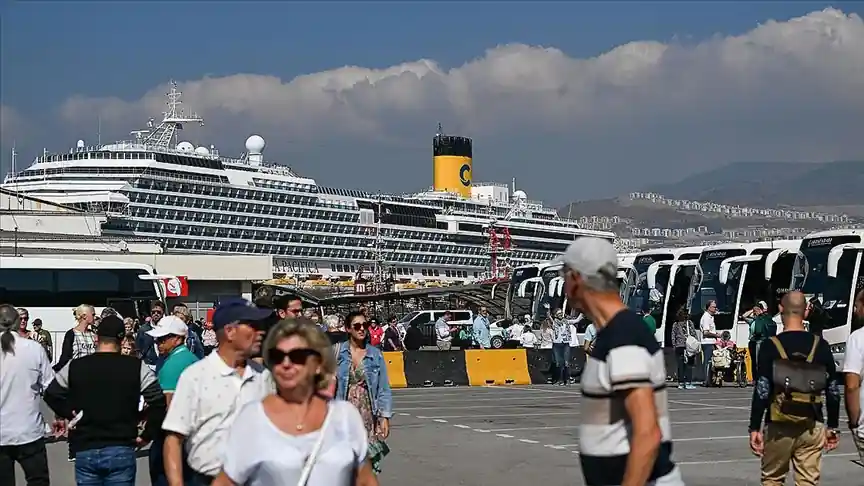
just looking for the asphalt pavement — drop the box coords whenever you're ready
[16,384,863,485]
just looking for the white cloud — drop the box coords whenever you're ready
[1,105,26,146]
[55,8,864,200]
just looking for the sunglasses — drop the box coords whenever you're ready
[350,321,369,331]
[267,348,321,366]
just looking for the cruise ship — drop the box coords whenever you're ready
[3,81,616,288]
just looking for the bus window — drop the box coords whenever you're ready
[0,268,158,308]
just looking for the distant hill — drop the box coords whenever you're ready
[645,161,864,208]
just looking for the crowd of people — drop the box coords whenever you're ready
[4,236,864,486]
[0,293,393,486]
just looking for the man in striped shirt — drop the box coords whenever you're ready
[558,238,684,486]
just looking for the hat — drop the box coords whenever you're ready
[212,298,273,330]
[97,315,126,340]
[757,300,768,310]
[555,237,618,283]
[146,315,188,339]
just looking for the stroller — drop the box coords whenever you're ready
[710,331,737,387]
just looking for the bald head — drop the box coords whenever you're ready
[780,291,807,318]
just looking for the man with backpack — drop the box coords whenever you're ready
[748,291,841,485]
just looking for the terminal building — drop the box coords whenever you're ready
[1,188,273,318]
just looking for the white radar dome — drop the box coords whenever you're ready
[76,140,85,149]
[245,135,265,154]
[513,190,528,200]
[194,146,210,155]
[176,141,194,152]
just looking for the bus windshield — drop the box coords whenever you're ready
[627,254,673,313]
[690,249,746,315]
[537,267,563,320]
[793,235,862,296]
[0,265,161,361]
[508,266,540,317]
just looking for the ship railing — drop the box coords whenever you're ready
[472,182,509,189]
[220,158,300,177]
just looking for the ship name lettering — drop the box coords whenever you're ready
[274,259,320,274]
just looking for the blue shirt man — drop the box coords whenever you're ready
[473,307,492,349]
[145,315,200,486]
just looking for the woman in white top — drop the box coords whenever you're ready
[538,321,554,349]
[214,318,378,486]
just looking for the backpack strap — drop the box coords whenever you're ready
[769,336,788,360]
[805,335,820,364]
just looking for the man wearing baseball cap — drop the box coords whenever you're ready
[560,238,684,486]
[146,315,200,486]
[162,298,275,485]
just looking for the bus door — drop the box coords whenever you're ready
[719,255,761,345]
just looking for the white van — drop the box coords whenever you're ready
[397,309,506,348]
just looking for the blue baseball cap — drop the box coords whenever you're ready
[212,298,274,330]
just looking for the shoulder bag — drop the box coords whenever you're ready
[296,405,333,486]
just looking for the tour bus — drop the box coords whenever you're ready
[710,240,802,344]
[515,253,644,336]
[0,257,167,362]
[790,229,864,355]
[631,246,705,344]
[508,261,560,322]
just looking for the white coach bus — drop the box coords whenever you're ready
[0,257,166,362]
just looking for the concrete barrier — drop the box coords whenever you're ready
[525,348,587,384]
[464,349,531,386]
[402,350,469,387]
[382,351,408,389]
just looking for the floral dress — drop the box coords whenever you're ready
[347,361,390,474]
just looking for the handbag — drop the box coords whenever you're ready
[296,406,333,486]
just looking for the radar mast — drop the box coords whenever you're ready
[141,80,204,147]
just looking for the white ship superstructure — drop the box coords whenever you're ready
[3,81,615,287]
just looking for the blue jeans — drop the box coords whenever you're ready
[701,343,714,384]
[552,342,571,383]
[74,446,136,486]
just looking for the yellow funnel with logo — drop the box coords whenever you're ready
[433,133,472,197]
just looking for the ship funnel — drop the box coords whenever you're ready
[433,126,472,197]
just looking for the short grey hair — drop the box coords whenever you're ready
[578,262,620,293]
[323,314,342,332]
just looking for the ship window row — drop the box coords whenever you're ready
[124,215,476,258]
[38,151,153,163]
[128,190,454,242]
[126,210,490,258]
[153,153,223,170]
[134,179,322,207]
[252,178,317,193]
[115,224,487,266]
[140,168,227,184]
[331,264,358,273]
[129,189,356,222]
[16,167,145,179]
[130,202,361,229]
[319,186,370,198]
[104,219,556,266]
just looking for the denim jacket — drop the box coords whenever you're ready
[334,342,393,419]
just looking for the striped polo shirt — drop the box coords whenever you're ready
[579,309,684,486]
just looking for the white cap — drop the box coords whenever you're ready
[555,237,618,285]
[146,315,188,338]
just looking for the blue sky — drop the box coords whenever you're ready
[2,2,864,202]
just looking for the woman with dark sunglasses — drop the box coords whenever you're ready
[213,318,378,486]
[334,311,393,475]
